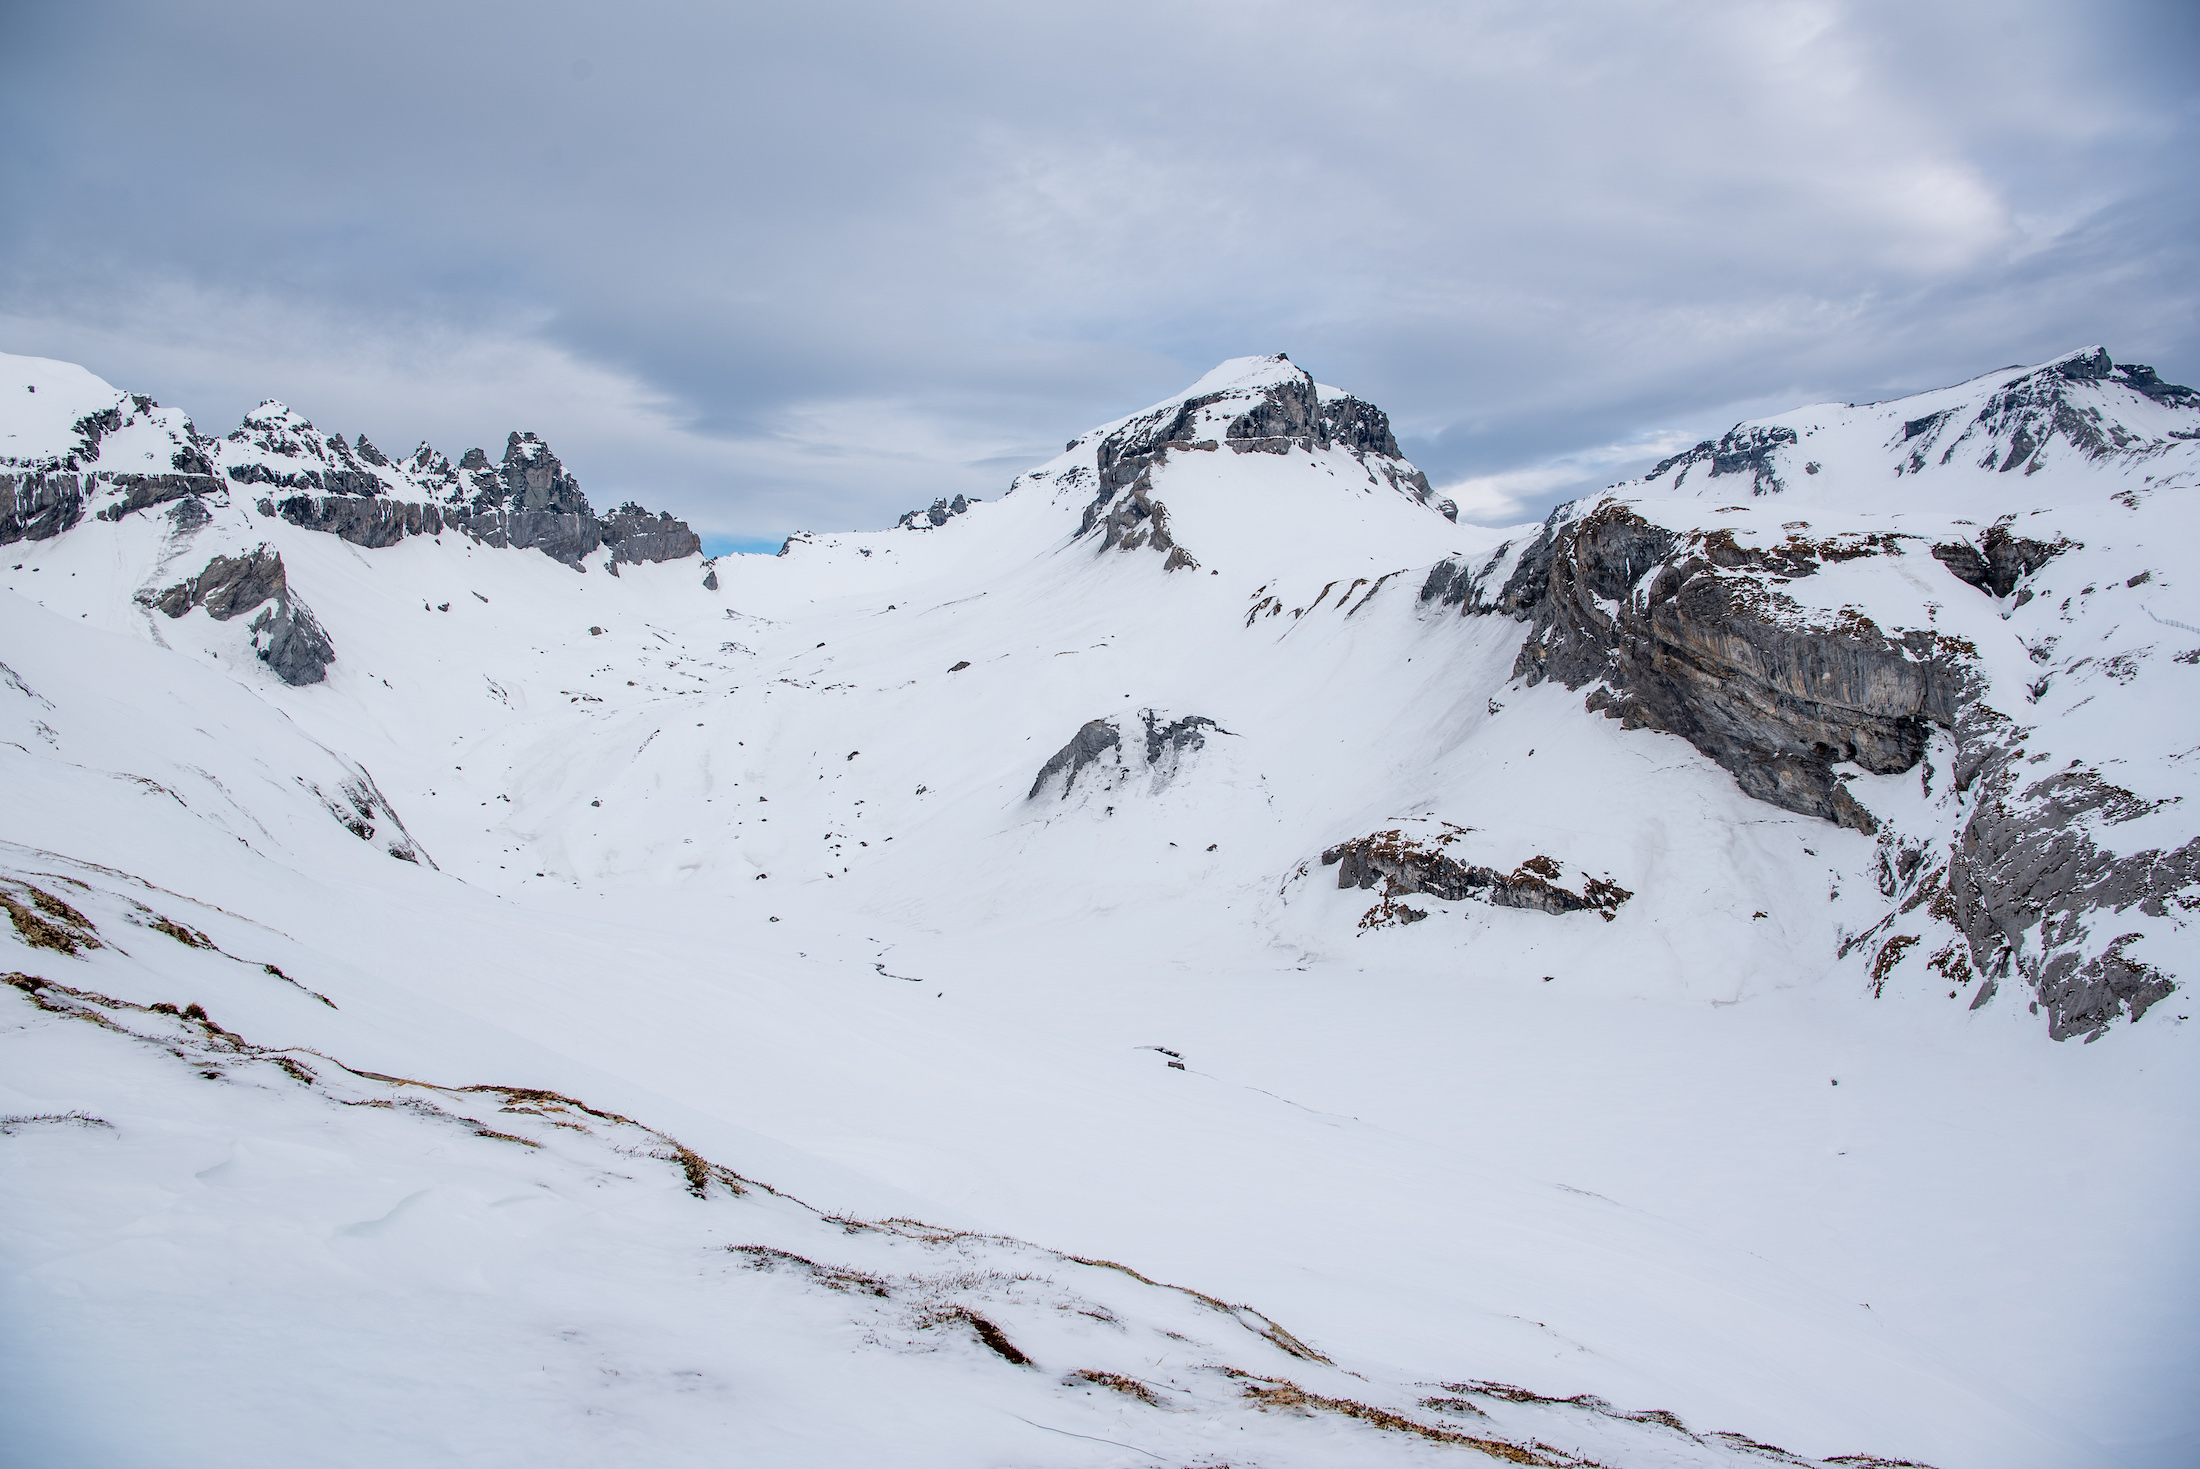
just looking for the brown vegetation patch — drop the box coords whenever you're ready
[1869,934,1920,997]
[2,884,101,955]
[1069,1369,1163,1406]
[1232,1372,1560,1464]
[728,1244,891,1297]
[149,916,210,948]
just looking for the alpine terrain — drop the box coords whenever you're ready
[3,348,2195,1469]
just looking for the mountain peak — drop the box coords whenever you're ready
[1634,343,2200,504]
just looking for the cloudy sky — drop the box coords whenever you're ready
[4,1,2194,550]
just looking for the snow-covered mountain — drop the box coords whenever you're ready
[0,352,701,584]
[3,349,2194,1469]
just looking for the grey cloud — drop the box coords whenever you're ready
[2,0,2193,539]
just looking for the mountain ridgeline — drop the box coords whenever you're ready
[1,379,702,572]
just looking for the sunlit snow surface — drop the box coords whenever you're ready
[3,351,2196,1468]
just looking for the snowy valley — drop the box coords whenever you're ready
[3,348,2196,1469]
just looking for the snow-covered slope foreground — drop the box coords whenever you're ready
[4,351,2195,1469]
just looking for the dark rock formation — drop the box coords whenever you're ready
[152,546,286,620]
[897,495,972,530]
[1320,829,1631,920]
[167,496,212,534]
[2106,360,2200,409]
[98,474,226,523]
[1438,503,1965,834]
[224,460,385,495]
[268,494,442,548]
[250,598,336,687]
[2,473,88,543]
[143,546,334,686]
[314,769,432,864]
[1931,523,2070,600]
[262,482,700,572]
[1898,349,2200,477]
[1029,711,1231,800]
[602,502,704,565]
[1319,395,1402,457]
[268,492,435,545]
[461,508,602,567]
[1072,359,1453,564]
[1142,711,1218,765]
[1029,719,1122,800]
[1079,473,1197,572]
[1856,706,2191,1041]
[1644,425,1799,496]
[486,432,590,516]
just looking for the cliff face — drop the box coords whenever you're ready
[1435,502,1966,834]
[1424,348,2200,1040]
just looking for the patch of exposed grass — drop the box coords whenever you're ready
[1231,1372,1561,1464]
[2,886,99,955]
[1068,1369,1162,1406]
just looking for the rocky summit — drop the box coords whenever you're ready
[3,346,2195,1469]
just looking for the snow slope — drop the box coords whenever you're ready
[3,349,2194,1469]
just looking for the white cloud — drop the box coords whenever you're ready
[1436,428,1705,526]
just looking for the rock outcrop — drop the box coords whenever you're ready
[1070,355,1453,572]
[143,546,335,686]
[2,473,89,543]
[1028,719,1122,800]
[1028,710,1227,801]
[1319,825,1632,926]
[97,474,227,523]
[312,768,432,865]
[1429,502,1965,833]
[266,494,444,548]
[602,502,705,565]
[1929,522,2070,601]
[1854,707,2192,1040]
[247,432,702,570]
[897,495,973,530]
